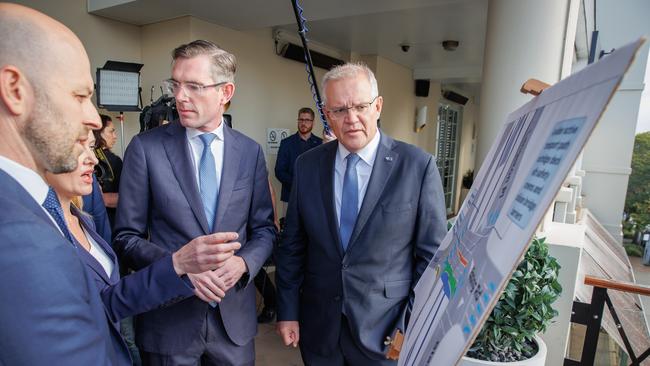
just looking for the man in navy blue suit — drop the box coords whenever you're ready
[0,4,122,364]
[275,107,322,206]
[114,40,275,366]
[275,63,447,365]
[0,6,244,364]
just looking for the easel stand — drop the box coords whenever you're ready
[118,111,125,157]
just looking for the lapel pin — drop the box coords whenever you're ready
[385,156,393,162]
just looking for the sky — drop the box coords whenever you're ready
[636,56,650,133]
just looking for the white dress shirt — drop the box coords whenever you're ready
[185,119,225,192]
[84,226,115,277]
[334,131,381,227]
[0,155,62,231]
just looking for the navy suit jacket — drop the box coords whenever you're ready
[114,121,275,353]
[275,133,447,359]
[275,132,322,202]
[73,206,193,327]
[0,169,124,365]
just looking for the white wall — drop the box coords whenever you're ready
[414,82,443,155]
[373,56,417,145]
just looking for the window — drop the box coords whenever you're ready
[437,104,462,214]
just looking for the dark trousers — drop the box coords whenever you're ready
[253,267,276,309]
[299,315,396,366]
[141,307,254,366]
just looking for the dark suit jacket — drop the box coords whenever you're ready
[0,169,125,365]
[113,121,275,353]
[73,206,193,327]
[275,132,322,201]
[275,133,447,359]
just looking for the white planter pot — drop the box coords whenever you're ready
[459,335,547,366]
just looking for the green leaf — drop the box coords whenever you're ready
[469,236,562,361]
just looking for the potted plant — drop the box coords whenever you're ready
[461,237,562,365]
[459,170,474,206]
[462,169,474,190]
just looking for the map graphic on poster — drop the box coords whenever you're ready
[398,39,645,366]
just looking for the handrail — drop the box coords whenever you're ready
[584,275,650,297]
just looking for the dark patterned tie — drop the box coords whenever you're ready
[42,187,75,246]
[340,153,360,251]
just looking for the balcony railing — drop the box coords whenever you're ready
[565,275,650,365]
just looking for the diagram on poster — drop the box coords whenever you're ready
[398,39,645,366]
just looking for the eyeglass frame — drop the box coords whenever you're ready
[162,78,227,96]
[325,95,379,120]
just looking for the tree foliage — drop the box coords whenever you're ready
[625,132,650,228]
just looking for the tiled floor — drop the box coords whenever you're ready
[253,266,303,365]
[252,254,650,365]
[254,322,303,366]
[630,255,650,326]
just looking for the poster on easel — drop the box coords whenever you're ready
[398,38,645,366]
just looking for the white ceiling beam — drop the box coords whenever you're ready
[87,0,135,12]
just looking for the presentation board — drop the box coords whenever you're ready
[399,38,645,366]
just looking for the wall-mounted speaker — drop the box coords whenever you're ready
[280,42,344,70]
[442,90,469,105]
[415,79,430,97]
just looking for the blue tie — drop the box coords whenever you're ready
[199,133,219,232]
[42,187,75,246]
[340,153,360,251]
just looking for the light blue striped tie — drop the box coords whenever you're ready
[340,153,360,251]
[199,133,219,232]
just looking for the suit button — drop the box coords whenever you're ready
[334,296,341,301]
[342,264,349,270]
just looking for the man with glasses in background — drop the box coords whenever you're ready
[275,63,447,365]
[114,40,275,366]
[275,107,322,214]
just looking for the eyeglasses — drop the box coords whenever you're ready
[297,118,314,123]
[163,79,226,96]
[326,96,378,119]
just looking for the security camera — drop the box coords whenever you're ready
[400,44,410,53]
[442,40,459,52]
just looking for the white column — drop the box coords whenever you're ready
[579,0,650,242]
[475,0,570,166]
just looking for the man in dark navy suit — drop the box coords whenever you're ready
[0,4,121,364]
[115,40,275,366]
[275,63,447,365]
[0,7,241,364]
[275,107,323,206]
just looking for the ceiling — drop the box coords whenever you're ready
[89,0,488,85]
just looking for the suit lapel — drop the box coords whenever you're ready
[0,169,60,231]
[74,207,118,284]
[163,122,210,234]
[213,126,243,232]
[77,242,112,284]
[346,134,397,253]
[319,143,344,258]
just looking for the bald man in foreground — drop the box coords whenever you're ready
[0,4,240,365]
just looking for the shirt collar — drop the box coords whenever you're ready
[185,118,225,141]
[0,155,49,204]
[337,130,381,166]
